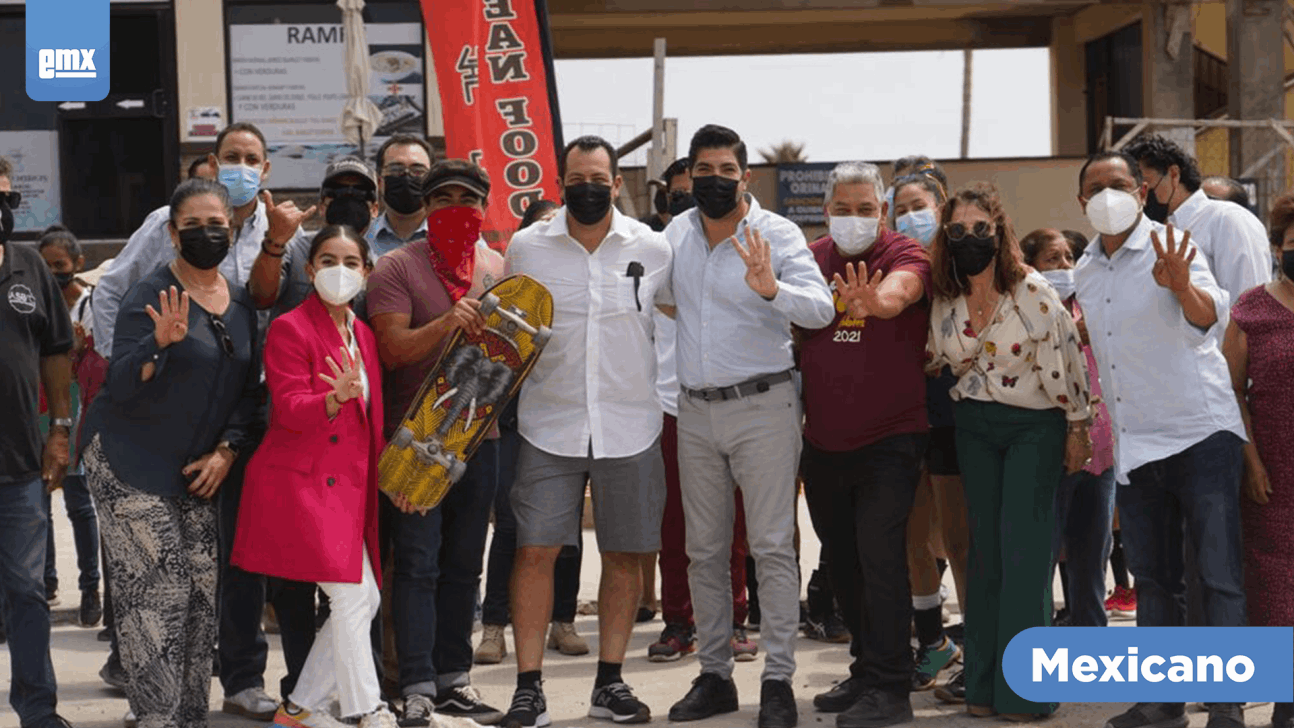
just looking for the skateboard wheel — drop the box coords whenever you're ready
[392,426,414,449]
[479,293,500,318]
[532,326,552,349]
[448,459,468,483]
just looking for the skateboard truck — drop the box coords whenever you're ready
[479,292,552,349]
[390,426,468,483]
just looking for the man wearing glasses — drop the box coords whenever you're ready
[367,134,435,259]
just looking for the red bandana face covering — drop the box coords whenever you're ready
[426,206,482,302]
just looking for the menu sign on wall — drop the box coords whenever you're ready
[229,22,425,188]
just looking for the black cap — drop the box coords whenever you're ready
[423,159,491,199]
[321,155,378,194]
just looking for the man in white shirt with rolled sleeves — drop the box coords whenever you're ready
[1074,151,1247,728]
[664,124,835,728]
[501,135,673,728]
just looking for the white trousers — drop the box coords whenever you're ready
[289,549,382,718]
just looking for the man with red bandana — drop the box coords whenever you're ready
[365,159,505,726]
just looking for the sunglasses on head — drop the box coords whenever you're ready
[0,191,22,208]
[945,221,995,242]
[209,314,235,357]
[323,185,377,202]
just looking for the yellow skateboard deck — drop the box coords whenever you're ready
[379,274,553,509]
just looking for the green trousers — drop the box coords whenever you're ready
[954,399,1064,716]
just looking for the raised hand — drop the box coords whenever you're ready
[263,190,317,246]
[833,261,884,321]
[732,227,778,299]
[146,286,190,349]
[1151,224,1196,293]
[318,346,364,403]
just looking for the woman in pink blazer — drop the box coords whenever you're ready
[232,225,408,728]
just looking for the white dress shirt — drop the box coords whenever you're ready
[653,308,679,418]
[1074,214,1246,484]
[666,195,835,390]
[93,200,269,359]
[505,207,674,459]
[1169,188,1272,304]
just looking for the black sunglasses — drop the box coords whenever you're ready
[945,221,996,242]
[209,314,235,357]
[0,191,21,208]
[322,185,377,203]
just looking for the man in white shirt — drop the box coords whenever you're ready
[1073,151,1247,728]
[502,136,673,728]
[665,125,835,728]
[1125,134,1272,303]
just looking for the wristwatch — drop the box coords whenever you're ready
[51,417,73,430]
[217,440,239,460]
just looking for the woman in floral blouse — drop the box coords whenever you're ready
[925,182,1093,721]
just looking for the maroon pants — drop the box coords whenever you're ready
[660,414,749,626]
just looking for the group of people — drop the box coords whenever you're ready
[1,119,1291,728]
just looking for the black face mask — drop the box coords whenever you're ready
[53,271,75,289]
[326,193,373,233]
[691,175,741,219]
[383,174,423,215]
[950,235,998,277]
[564,182,612,225]
[1283,249,1294,281]
[668,190,695,216]
[0,199,12,246]
[1144,178,1171,224]
[177,225,232,270]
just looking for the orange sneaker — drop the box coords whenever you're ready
[1105,585,1137,617]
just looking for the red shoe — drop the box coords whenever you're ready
[1105,585,1136,617]
[648,622,696,662]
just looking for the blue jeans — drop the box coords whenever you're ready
[1051,467,1116,627]
[0,478,59,725]
[393,439,498,697]
[482,421,582,626]
[43,472,101,594]
[1116,431,1246,631]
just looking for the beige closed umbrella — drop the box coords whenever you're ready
[337,0,383,157]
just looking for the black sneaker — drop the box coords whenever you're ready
[1104,702,1188,728]
[1206,703,1244,728]
[434,685,504,725]
[589,681,650,724]
[933,669,964,704]
[838,688,914,728]
[398,693,434,728]
[758,679,798,728]
[502,685,550,728]
[28,713,74,728]
[80,590,103,628]
[99,652,128,690]
[803,613,850,644]
[814,676,866,713]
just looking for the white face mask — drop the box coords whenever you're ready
[1086,188,1141,236]
[829,215,880,256]
[1041,268,1076,301]
[313,265,364,306]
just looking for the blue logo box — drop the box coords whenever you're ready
[1004,627,1294,703]
[26,0,110,102]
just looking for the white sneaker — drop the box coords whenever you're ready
[123,710,137,728]
[272,703,351,728]
[358,705,400,728]
[223,686,280,720]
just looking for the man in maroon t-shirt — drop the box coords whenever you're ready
[797,161,932,728]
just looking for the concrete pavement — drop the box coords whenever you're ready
[1,492,1278,728]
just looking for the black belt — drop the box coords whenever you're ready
[682,370,794,402]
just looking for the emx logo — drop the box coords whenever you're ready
[26,0,110,102]
[38,49,98,79]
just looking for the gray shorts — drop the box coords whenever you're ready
[511,437,665,553]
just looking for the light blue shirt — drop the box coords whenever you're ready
[93,200,269,360]
[365,212,427,258]
[1073,214,1245,484]
[666,195,834,390]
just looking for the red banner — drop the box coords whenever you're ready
[421,0,563,249]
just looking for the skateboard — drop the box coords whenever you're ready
[378,274,553,509]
